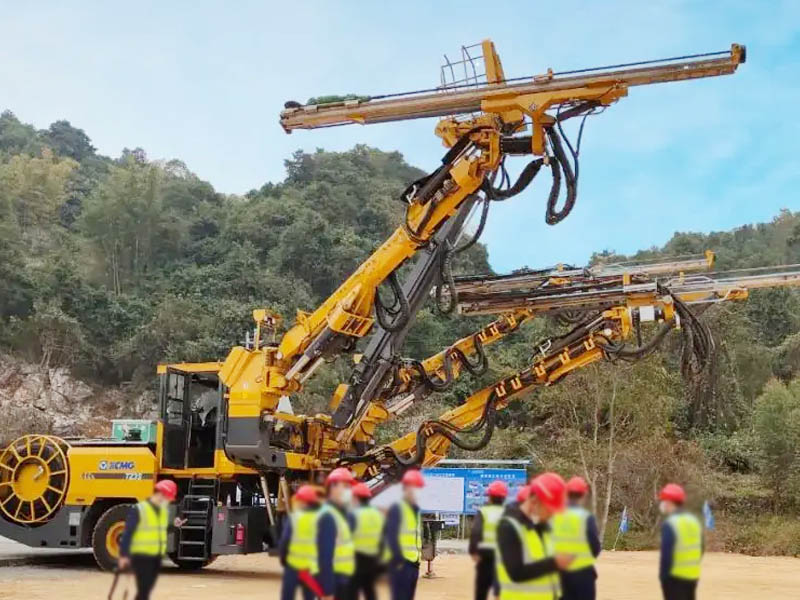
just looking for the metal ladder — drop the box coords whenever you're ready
[176,478,217,561]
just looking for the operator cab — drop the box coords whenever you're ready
[158,363,225,470]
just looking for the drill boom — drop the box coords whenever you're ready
[280,45,744,132]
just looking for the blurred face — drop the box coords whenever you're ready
[570,493,587,507]
[329,482,352,506]
[659,500,677,515]
[403,485,418,504]
[523,496,555,522]
[151,491,169,508]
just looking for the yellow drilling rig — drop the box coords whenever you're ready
[0,40,750,569]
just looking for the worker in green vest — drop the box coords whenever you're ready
[384,469,425,600]
[552,477,602,600]
[349,482,384,600]
[118,480,184,600]
[470,480,508,600]
[658,483,703,600]
[318,467,357,600]
[280,484,322,600]
[496,472,575,600]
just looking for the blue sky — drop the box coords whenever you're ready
[2,1,799,272]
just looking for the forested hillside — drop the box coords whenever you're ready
[2,110,800,554]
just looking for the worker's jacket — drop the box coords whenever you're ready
[477,504,504,551]
[353,505,384,557]
[552,506,595,572]
[286,509,319,574]
[665,512,703,581]
[319,503,355,576]
[496,513,560,600]
[129,501,169,557]
[397,500,422,563]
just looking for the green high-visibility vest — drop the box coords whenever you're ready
[353,505,384,557]
[129,501,169,557]
[666,513,702,581]
[495,515,560,600]
[398,501,422,563]
[286,509,319,574]
[320,503,355,576]
[478,504,504,550]
[552,506,595,572]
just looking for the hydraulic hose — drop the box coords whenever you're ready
[375,271,411,332]
[545,127,577,225]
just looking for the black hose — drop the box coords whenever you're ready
[434,240,457,315]
[451,334,489,376]
[375,271,410,332]
[394,399,498,467]
[409,350,454,392]
[486,158,544,200]
[454,194,491,254]
[545,127,577,225]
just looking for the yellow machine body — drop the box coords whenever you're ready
[64,446,157,506]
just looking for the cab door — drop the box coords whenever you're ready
[161,369,189,469]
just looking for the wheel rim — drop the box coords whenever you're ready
[0,435,70,524]
[106,520,126,559]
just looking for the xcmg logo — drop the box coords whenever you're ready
[98,460,136,470]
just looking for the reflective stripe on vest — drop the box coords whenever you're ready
[399,501,422,563]
[321,503,355,576]
[478,504,504,550]
[667,513,702,581]
[552,506,595,571]
[129,501,169,557]
[354,506,384,557]
[495,516,560,600]
[286,509,319,574]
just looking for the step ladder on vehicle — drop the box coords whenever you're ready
[176,478,218,562]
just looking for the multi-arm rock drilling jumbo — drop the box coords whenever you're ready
[0,40,758,569]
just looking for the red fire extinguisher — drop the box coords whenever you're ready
[235,523,245,546]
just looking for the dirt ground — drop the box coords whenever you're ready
[0,551,797,600]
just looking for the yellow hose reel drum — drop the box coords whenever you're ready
[0,435,70,525]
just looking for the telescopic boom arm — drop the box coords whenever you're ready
[336,253,716,447]
[345,263,800,488]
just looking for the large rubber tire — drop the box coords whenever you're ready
[168,554,217,570]
[92,504,134,571]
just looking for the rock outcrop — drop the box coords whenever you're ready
[0,354,156,444]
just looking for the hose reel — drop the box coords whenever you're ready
[0,435,70,525]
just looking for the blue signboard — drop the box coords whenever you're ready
[422,467,528,514]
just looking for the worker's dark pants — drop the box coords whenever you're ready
[661,577,697,600]
[560,567,597,600]
[351,553,380,600]
[280,566,316,600]
[389,560,419,600]
[475,552,499,600]
[130,555,161,600]
[334,574,354,600]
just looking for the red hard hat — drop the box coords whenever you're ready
[566,476,589,495]
[154,479,178,501]
[529,472,567,512]
[487,480,509,498]
[326,467,355,486]
[516,486,530,503]
[352,482,372,499]
[401,469,425,488]
[295,484,319,503]
[659,483,686,504]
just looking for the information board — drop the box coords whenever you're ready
[422,467,528,514]
[372,475,464,512]
[372,467,527,514]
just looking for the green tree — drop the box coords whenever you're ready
[0,147,77,231]
[753,379,800,510]
[80,158,164,294]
